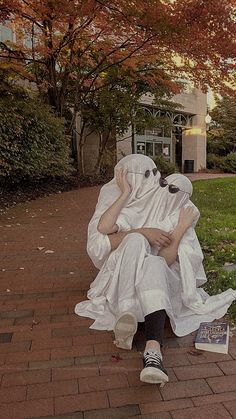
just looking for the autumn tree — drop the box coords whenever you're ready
[1,0,236,174]
[1,0,236,118]
[79,63,179,174]
[208,96,236,156]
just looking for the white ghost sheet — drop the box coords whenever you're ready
[75,157,236,336]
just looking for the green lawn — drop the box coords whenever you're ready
[191,177,236,324]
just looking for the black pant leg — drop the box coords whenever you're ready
[144,309,166,347]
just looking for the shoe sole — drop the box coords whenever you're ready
[113,312,138,350]
[140,366,169,386]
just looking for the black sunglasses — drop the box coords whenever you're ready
[159,177,191,194]
[127,168,158,178]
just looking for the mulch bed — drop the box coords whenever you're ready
[0,174,110,214]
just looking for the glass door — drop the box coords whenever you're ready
[146,142,154,157]
[154,142,163,156]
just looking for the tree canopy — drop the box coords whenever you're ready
[208,96,236,156]
[1,0,236,116]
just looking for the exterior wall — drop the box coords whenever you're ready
[75,113,99,174]
[117,87,207,172]
[117,126,133,160]
[169,87,207,172]
[83,133,100,174]
[179,89,207,171]
[182,114,207,172]
[173,87,207,116]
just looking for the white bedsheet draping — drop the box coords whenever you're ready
[75,156,236,336]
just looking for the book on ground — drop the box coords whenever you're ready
[195,322,229,354]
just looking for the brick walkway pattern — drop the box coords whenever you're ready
[0,175,236,419]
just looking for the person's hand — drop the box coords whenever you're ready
[178,206,197,231]
[144,228,172,248]
[116,168,131,197]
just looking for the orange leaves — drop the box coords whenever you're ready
[2,0,236,113]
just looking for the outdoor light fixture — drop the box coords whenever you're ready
[205,106,212,131]
[205,113,212,124]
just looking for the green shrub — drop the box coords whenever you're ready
[221,152,236,173]
[207,153,223,171]
[153,155,177,176]
[207,152,236,173]
[207,132,234,156]
[0,95,70,184]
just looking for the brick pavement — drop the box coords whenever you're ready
[0,175,236,418]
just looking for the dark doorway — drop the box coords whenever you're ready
[174,126,183,171]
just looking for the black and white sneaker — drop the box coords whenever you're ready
[140,349,169,386]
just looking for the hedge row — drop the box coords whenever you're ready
[207,152,236,173]
[0,95,70,184]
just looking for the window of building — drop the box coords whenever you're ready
[136,139,169,159]
[154,142,163,155]
[0,23,13,42]
[136,142,146,154]
[163,143,170,157]
[146,142,154,157]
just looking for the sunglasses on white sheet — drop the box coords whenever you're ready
[127,168,158,178]
[159,177,191,194]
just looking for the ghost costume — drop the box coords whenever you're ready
[75,155,236,336]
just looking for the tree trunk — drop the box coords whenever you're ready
[94,132,111,175]
[77,142,85,175]
[94,150,103,175]
[75,112,86,176]
[43,19,60,114]
[131,121,135,153]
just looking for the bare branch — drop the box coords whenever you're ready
[0,51,45,64]
[53,3,102,57]
[116,133,133,142]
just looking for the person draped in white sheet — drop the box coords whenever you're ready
[75,154,236,386]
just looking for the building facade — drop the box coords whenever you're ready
[1,22,207,173]
[117,87,207,172]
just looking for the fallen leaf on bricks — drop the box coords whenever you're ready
[111,355,122,362]
[30,319,40,330]
[187,349,203,356]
